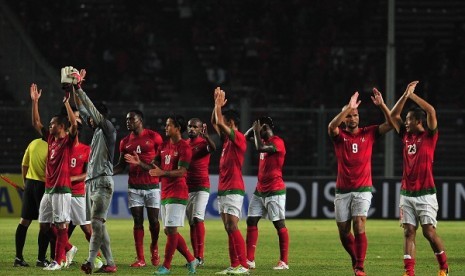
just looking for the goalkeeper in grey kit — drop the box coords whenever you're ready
[61,66,118,273]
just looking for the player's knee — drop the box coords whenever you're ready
[39,223,50,233]
[19,218,32,227]
[164,227,177,235]
[273,219,285,230]
[246,217,259,227]
[403,225,416,239]
[225,223,238,233]
[421,226,436,241]
[192,217,203,225]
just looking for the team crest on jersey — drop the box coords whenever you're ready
[361,137,366,142]
[174,151,178,156]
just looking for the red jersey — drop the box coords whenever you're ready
[187,137,211,192]
[158,139,192,204]
[218,129,246,195]
[119,129,163,189]
[399,127,438,196]
[70,142,91,196]
[256,135,286,196]
[43,129,76,194]
[332,126,378,193]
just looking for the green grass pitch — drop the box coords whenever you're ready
[0,218,463,275]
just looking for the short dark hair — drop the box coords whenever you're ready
[223,109,240,126]
[129,109,144,121]
[167,114,187,133]
[258,116,274,129]
[408,106,426,123]
[188,117,202,125]
[52,114,69,129]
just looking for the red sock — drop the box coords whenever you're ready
[190,225,198,257]
[340,233,356,268]
[163,233,179,269]
[277,227,289,263]
[134,227,145,260]
[231,229,248,268]
[354,232,367,269]
[246,226,258,261]
[149,222,160,248]
[49,226,58,260]
[64,241,72,252]
[56,228,69,264]
[435,251,448,270]
[64,226,73,252]
[404,258,415,275]
[176,233,195,263]
[228,233,240,267]
[196,221,205,259]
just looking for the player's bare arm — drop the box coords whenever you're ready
[70,172,86,183]
[201,123,217,152]
[372,88,394,135]
[213,88,230,138]
[252,120,274,153]
[328,91,360,137]
[30,83,43,135]
[64,97,78,137]
[149,165,188,178]
[390,81,419,133]
[124,151,154,171]
[408,93,437,130]
[244,126,255,141]
[211,88,221,135]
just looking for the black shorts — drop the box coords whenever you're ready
[21,179,45,220]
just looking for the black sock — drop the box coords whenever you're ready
[15,224,28,259]
[37,230,50,261]
[68,222,77,238]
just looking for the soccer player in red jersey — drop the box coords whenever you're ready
[126,115,198,275]
[211,87,249,275]
[114,109,163,267]
[66,110,104,268]
[244,116,289,270]
[390,81,449,276]
[186,118,216,265]
[328,88,393,276]
[30,83,78,270]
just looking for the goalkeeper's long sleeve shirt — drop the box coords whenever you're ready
[75,88,116,181]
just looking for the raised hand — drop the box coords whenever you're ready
[371,88,384,106]
[348,91,361,109]
[124,151,141,165]
[79,69,87,83]
[214,87,227,107]
[404,80,419,98]
[252,120,261,132]
[200,123,208,138]
[149,165,163,177]
[30,83,42,101]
